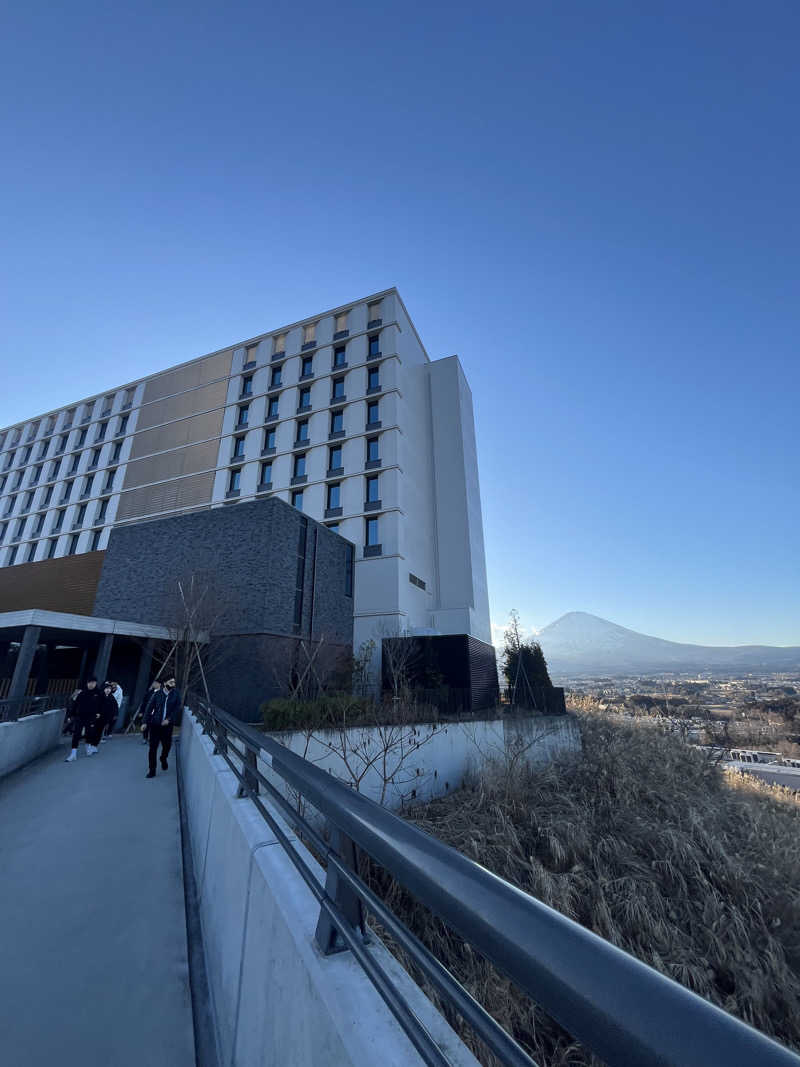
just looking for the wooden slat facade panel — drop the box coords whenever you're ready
[141,351,233,404]
[0,551,105,615]
[135,379,229,432]
[122,439,220,490]
[114,471,216,523]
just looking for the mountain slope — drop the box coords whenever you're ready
[537,612,800,676]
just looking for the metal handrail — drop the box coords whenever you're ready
[0,693,66,724]
[191,697,800,1067]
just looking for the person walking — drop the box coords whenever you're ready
[65,678,105,761]
[138,680,162,745]
[101,681,124,740]
[98,683,118,745]
[145,677,180,778]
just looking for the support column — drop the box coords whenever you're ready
[127,639,155,730]
[8,626,42,705]
[77,646,89,683]
[35,642,53,695]
[92,634,114,684]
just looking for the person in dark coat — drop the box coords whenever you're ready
[145,677,180,777]
[99,683,118,744]
[65,678,105,761]
[139,680,162,745]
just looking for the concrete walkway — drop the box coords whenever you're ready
[0,735,196,1067]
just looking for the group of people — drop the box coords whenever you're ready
[64,678,123,761]
[64,675,181,779]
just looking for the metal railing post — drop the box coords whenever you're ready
[237,746,259,798]
[214,722,228,756]
[315,824,366,955]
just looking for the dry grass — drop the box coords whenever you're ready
[361,714,800,1066]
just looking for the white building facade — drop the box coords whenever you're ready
[0,289,492,658]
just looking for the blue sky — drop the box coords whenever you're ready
[1,2,798,646]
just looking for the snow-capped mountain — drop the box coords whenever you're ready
[536,612,800,677]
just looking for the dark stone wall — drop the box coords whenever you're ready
[93,496,353,646]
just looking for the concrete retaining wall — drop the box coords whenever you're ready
[0,708,65,779]
[180,711,478,1067]
[261,714,581,811]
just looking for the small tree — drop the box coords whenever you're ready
[502,610,553,710]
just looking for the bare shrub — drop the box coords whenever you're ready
[361,714,800,1066]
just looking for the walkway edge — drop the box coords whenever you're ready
[177,738,222,1067]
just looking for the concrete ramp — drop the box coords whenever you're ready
[0,736,196,1067]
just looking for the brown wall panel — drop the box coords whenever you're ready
[135,379,229,432]
[0,551,105,615]
[141,351,232,404]
[127,409,226,465]
[122,440,220,490]
[115,471,216,523]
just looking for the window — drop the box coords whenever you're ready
[122,388,135,409]
[95,421,108,442]
[47,538,58,559]
[33,512,45,535]
[366,474,380,503]
[259,460,272,486]
[14,518,25,540]
[0,521,6,542]
[53,510,65,533]
[237,404,250,428]
[367,301,382,328]
[111,440,122,463]
[328,444,342,472]
[4,494,15,516]
[12,472,22,491]
[80,404,92,424]
[272,332,286,356]
[56,434,67,454]
[96,497,109,523]
[42,485,54,507]
[330,409,344,435]
[302,322,316,348]
[38,441,48,459]
[367,400,380,426]
[23,491,34,512]
[0,475,5,494]
[266,396,279,420]
[327,482,341,509]
[365,516,380,547]
[333,345,346,368]
[102,395,114,417]
[228,468,241,494]
[293,454,307,480]
[49,459,61,480]
[3,452,13,470]
[90,528,102,551]
[45,416,56,435]
[296,418,309,444]
[11,428,21,444]
[90,448,102,468]
[26,542,37,563]
[291,489,303,510]
[367,436,380,464]
[241,374,253,397]
[103,470,115,493]
[344,543,354,596]
[263,427,276,452]
[77,427,87,446]
[297,386,311,412]
[245,342,259,366]
[300,355,313,379]
[117,414,129,436]
[7,545,18,565]
[67,533,79,555]
[27,421,40,441]
[75,503,87,526]
[409,573,427,591]
[233,436,246,459]
[68,453,80,475]
[61,481,73,503]
[334,311,348,337]
[30,465,42,485]
[82,475,94,498]
[332,377,345,400]
[22,446,32,464]
[368,366,380,392]
[270,366,282,389]
[368,334,380,358]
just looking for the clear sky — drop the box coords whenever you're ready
[1,2,798,647]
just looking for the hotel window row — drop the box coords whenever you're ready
[236,300,382,367]
[0,390,135,458]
